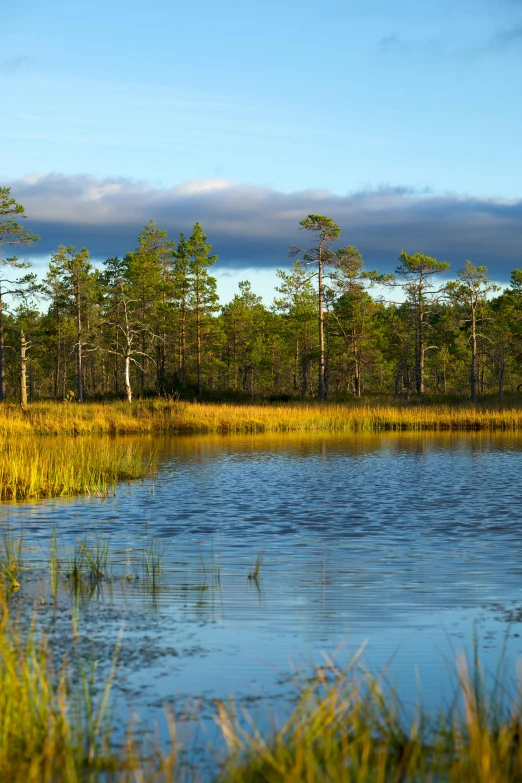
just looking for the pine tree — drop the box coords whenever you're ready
[187,223,219,400]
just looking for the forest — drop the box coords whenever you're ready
[2,187,522,405]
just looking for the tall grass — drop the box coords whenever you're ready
[217,647,522,783]
[0,437,155,500]
[2,399,522,436]
[0,594,123,782]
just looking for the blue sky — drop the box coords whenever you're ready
[3,0,522,300]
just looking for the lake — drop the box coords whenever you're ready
[2,431,522,759]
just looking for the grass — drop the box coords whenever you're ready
[0,593,123,783]
[3,584,522,782]
[218,646,522,783]
[248,551,264,583]
[2,399,522,437]
[0,436,156,501]
[0,528,23,590]
[5,535,522,780]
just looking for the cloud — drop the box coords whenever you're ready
[491,24,522,47]
[5,173,522,280]
[0,56,29,75]
[378,33,411,53]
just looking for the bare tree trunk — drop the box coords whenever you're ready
[318,259,326,400]
[0,289,5,402]
[416,301,425,396]
[54,331,60,400]
[124,354,132,403]
[20,330,28,408]
[141,335,146,396]
[196,287,202,400]
[294,338,299,392]
[76,284,84,402]
[179,294,187,388]
[353,325,361,397]
[470,305,477,402]
[29,357,34,402]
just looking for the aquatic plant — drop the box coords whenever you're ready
[0,527,23,591]
[0,436,156,500]
[142,536,166,591]
[248,551,264,583]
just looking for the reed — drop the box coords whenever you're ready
[0,436,155,501]
[2,399,522,436]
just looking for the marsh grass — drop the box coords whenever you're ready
[248,552,264,584]
[142,537,166,591]
[2,399,522,438]
[0,594,128,783]
[4,594,522,783]
[4,553,522,779]
[217,644,522,783]
[0,436,156,501]
[0,528,23,590]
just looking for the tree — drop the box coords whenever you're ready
[46,246,97,402]
[172,232,191,388]
[388,251,450,396]
[290,215,341,400]
[126,221,173,394]
[187,223,219,400]
[0,188,39,401]
[329,246,379,397]
[101,257,156,403]
[447,261,499,402]
[273,260,317,397]
[222,281,269,399]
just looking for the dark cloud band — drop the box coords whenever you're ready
[5,173,522,279]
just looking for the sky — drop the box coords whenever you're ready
[2,0,522,301]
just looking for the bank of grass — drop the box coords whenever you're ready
[2,398,522,436]
[0,437,155,501]
[2,577,522,783]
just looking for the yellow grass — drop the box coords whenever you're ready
[0,437,154,500]
[1,399,522,436]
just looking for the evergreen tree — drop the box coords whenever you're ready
[0,188,39,401]
[187,223,219,400]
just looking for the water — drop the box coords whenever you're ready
[2,431,522,754]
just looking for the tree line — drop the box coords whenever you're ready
[2,187,522,404]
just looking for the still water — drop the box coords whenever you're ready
[2,432,522,743]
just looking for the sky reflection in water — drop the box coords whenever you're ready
[2,431,522,736]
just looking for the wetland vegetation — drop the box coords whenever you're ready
[3,530,522,782]
[3,192,522,780]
